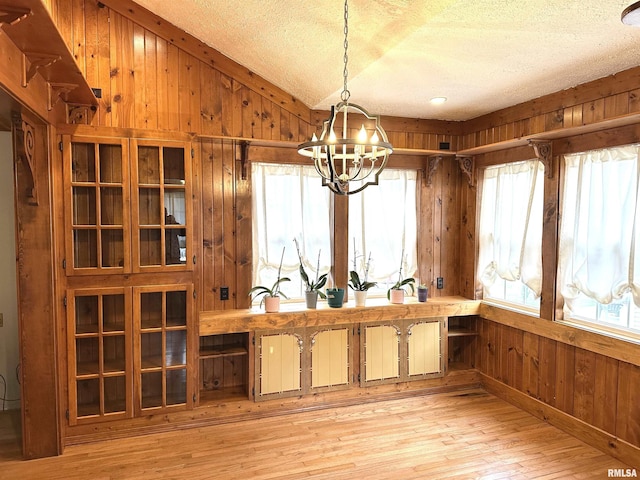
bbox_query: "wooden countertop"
[199,296,481,335]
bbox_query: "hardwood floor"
[1,388,634,479]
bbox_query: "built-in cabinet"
[447,316,479,370]
[61,134,196,427]
[360,318,445,386]
[67,287,132,424]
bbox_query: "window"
[252,163,331,303]
[558,144,640,336]
[477,160,544,311]
[348,169,418,297]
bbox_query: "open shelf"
[199,333,249,400]
[447,328,479,337]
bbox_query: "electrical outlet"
[437,277,444,289]
[220,286,229,301]
[0,313,3,327]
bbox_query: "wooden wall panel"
[479,316,640,452]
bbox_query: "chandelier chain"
[341,0,350,102]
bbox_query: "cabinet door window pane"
[73,229,98,268]
[77,378,100,417]
[138,146,160,184]
[99,144,122,183]
[104,376,126,414]
[166,291,187,327]
[141,332,163,368]
[141,371,162,409]
[76,337,99,375]
[100,188,123,225]
[102,294,125,332]
[103,336,126,372]
[166,331,187,366]
[140,229,162,266]
[72,143,96,182]
[163,148,185,184]
[166,369,187,405]
[140,292,163,328]
[75,295,99,334]
[73,187,97,225]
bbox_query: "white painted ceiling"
[133,0,640,121]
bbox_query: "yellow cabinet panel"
[407,321,441,376]
[363,324,401,382]
[311,328,349,389]
[258,332,302,397]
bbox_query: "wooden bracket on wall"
[425,155,443,186]
[528,139,553,178]
[11,111,38,205]
[239,140,250,180]
[48,82,78,110]
[22,51,61,87]
[0,5,31,26]
[66,104,95,125]
[456,155,475,187]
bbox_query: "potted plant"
[348,243,376,307]
[387,248,415,304]
[248,246,290,313]
[417,283,428,302]
[294,239,328,309]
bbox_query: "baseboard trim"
[481,373,640,469]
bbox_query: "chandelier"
[297,0,392,195]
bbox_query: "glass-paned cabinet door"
[63,136,130,275]
[131,140,192,272]
[133,285,194,413]
[67,287,132,425]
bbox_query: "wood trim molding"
[481,374,640,468]
[480,303,640,367]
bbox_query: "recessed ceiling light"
[430,97,447,105]
[622,1,640,25]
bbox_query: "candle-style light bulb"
[371,131,379,143]
[329,128,337,143]
[357,125,367,143]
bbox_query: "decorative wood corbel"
[456,155,475,187]
[0,5,31,26]
[528,139,553,178]
[48,82,78,110]
[426,155,443,186]
[22,52,61,87]
[12,112,38,205]
[239,140,250,180]
[66,104,94,124]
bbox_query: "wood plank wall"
[462,68,640,150]
[477,312,640,456]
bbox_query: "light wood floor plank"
[1,388,634,479]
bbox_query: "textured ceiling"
[133,0,640,121]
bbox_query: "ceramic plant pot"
[305,291,318,309]
[417,287,428,302]
[264,295,280,313]
[326,288,345,308]
[354,290,368,307]
[389,289,405,304]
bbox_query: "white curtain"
[348,169,418,293]
[252,162,332,300]
[477,160,544,296]
[559,145,640,308]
